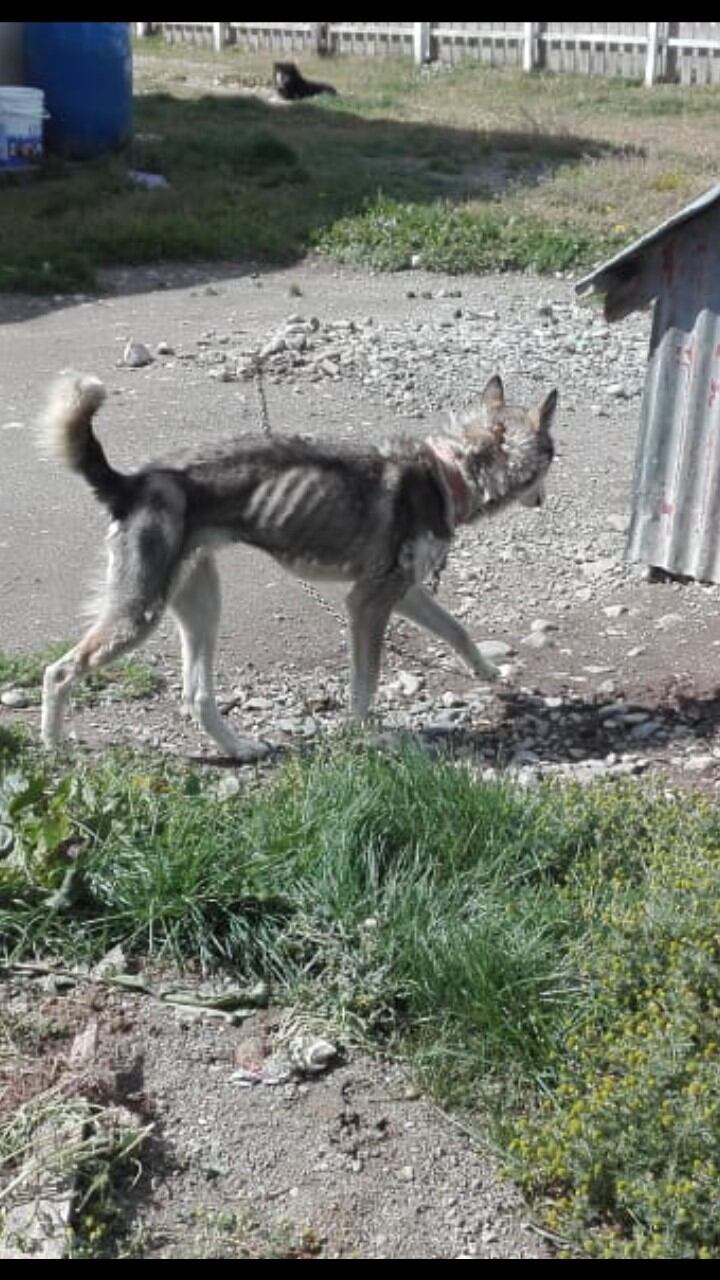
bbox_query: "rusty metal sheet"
[575,180,720,308]
[577,191,720,581]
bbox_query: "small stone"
[631,720,662,740]
[603,604,628,618]
[396,671,422,698]
[582,557,616,579]
[477,640,515,662]
[1,688,32,708]
[260,335,286,360]
[277,718,299,734]
[216,775,241,800]
[399,1165,415,1183]
[617,710,650,725]
[530,618,558,633]
[656,613,683,630]
[245,697,274,712]
[288,1034,337,1074]
[123,340,154,368]
[441,691,467,708]
[156,340,175,356]
[684,755,715,774]
[607,513,630,534]
[521,631,554,650]
[424,721,455,739]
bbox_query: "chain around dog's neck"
[424,438,473,528]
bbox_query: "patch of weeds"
[0,1087,152,1260]
[317,193,620,274]
[185,1207,323,1260]
[101,659,161,703]
[651,170,690,194]
[69,1122,151,1261]
[0,644,69,690]
[0,723,28,761]
[0,646,162,705]
[503,794,720,1259]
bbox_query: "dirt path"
[1,967,548,1259]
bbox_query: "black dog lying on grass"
[273,61,338,101]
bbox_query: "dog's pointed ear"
[481,374,505,408]
[531,388,558,433]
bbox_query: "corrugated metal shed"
[576,183,720,582]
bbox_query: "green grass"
[2,40,719,291]
[2,726,720,1256]
[317,194,606,274]
[0,645,161,704]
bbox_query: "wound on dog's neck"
[425,438,472,527]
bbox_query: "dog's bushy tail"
[39,371,130,515]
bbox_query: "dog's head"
[274,61,299,90]
[462,375,557,508]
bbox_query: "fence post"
[212,23,229,53]
[134,23,153,39]
[522,22,539,73]
[665,21,679,83]
[310,23,329,55]
[413,22,431,65]
[644,22,660,86]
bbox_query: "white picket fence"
[135,21,720,86]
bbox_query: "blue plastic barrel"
[23,22,132,159]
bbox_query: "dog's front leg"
[346,578,402,720]
[394,584,499,681]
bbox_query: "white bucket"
[0,86,45,168]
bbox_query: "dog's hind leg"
[41,611,160,748]
[42,480,186,750]
[394,584,499,681]
[169,553,269,762]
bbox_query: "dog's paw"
[474,660,500,683]
[227,737,273,764]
